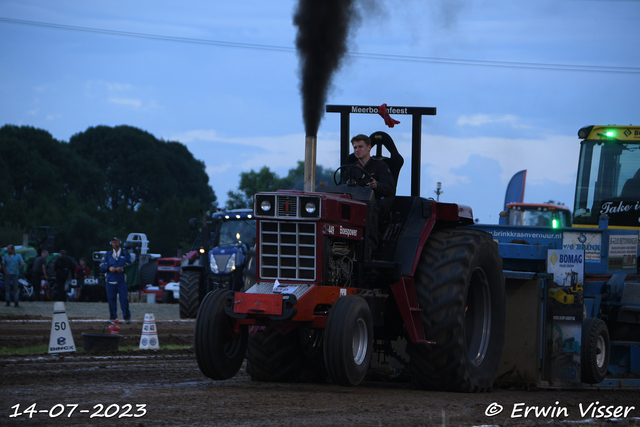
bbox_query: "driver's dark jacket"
[340,158,395,201]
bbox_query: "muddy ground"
[1,303,639,427]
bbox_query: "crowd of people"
[1,237,132,322]
[2,245,93,305]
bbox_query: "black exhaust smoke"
[294,0,358,137]
[295,0,363,191]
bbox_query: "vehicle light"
[300,196,320,218]
[255,195,275,217]
[605,131,614,138]
[209,253,219,273]
[199,247,205,254]
[225,255,236,273]
[552,219,558,228]
[305,202,316,214]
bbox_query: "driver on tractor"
[340,134,395,253]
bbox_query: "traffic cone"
[139,313,160,350]
[48,302,76,354]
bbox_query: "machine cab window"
[573,126,640,227]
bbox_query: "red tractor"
[194,105,506,391]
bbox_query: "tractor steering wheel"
[333,164,373,186]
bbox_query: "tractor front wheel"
[409,228,505,392]
[323,296,373,386]
[194,289,247,380]
[581,317,610,384]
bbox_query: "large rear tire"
[408,228,505,392]
[179,270,201,319]
[323,296,373,386]
[581,317,609,384]
[194,289,247,380]
[246,327,325,382]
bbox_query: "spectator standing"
[3,244,25,307]
[100,237,132,323]
[31,250,49,301]
[54,250,75,302]
[74,257,90,301]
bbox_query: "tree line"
[0,124,335,264]
[226,161,336,209]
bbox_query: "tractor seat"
[369,131,404,188]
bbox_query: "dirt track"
[1,302,639,426]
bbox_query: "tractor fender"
[397,199,475,277]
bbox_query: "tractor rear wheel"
[194,289,247,380]
[179,270,201,319]
[246,327,325,382]
[408,228,505,392]
[581,317,610,384]
[323,296,373,386]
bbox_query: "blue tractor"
[179,209,256,318]
[474,125,640,387]
[207,209,257,292]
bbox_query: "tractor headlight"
[209,253,219,273]
[225,255,236,273]
[300,197,320,218]
[255,195,275,217]
[305,202,316,214]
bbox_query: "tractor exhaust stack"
[303,135,317,192]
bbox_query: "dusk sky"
[2,0,639,222]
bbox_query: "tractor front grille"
[277,196,298,217]
[214,254,232,271]
[260,221,316,281]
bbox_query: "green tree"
[226,161,337,209]
[68,125,216,211]
[278,161,336,189]
[226,166,281,209]
[0,124,218,261]
[0,125,102,240]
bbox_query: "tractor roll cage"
[326,105,436,197]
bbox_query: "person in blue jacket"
[100,237,132,323]
[3,244,25,307]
